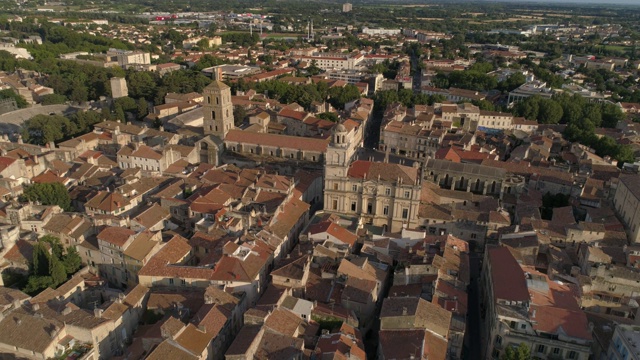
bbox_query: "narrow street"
[464,253,483,360]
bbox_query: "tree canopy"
[500,343,531,360]
[21,110,102,145]
[22,182,72,211]
[24,235,83,295]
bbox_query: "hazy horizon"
[482,0,640,5]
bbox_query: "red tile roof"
[0,156,16,172]
[97,226,136,247]
[278,108,308,121]
[85,191,130,213]
[225,129,328,153]
[307,220,357,246]
[347,160,418,184]
[487,246,529,302]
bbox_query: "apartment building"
[482,247,592,360]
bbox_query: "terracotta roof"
[315,325,366,360]
[124,231,161,261]
[146,340,198,360]
[271,256,309,281]
[132,145,163,160]
[132,203,170,229]
[31,170,67,184]
[0,156,16,172]
[267,197,310,239]
[379,329,429,360]
[174,323,214,356]
[278,108,308,121]
[225,129,328,153]
[3,240,35,264]
[85,191,131,213]
[192,303,230,336]
[347,160,418,184]
[97,226,135,247]
[264,308,304,337]
[487,246,529,302]
[225,325,262,355]
[307,220,357,246]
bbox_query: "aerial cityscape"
[0,0,639,359]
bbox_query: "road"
[464,252,483,360]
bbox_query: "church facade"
[324,125,422,232]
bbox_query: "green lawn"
[602,45,631,52]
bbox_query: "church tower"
[203,75,234,139]
[325,124,350,178]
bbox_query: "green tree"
[22,182,72,211]
[63,246,82,275]
[317,112,339,122]
[233,105,246,126]
[39,93,67,105]
[22,114,68,145]
[206,23,218,37]
[602,103,624,128]
[537,98,563,124]
[137,97,149,120]
[501,343,531,360]
[472,99,496,111]
[306,60,322,76]
[327,84,361,110]
[69,83,89,103]
[514,96,540,121]
[0,89,28,108]
[31,241,51,277]
[114,103,126,122]
[127,71,157,100]
[40,235,64,260]
[115,96,137,113]
[498,72,526,92]
[23,276,54,295]
[49,254,67,287]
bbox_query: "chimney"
[94,308,103,318]
[32,303,39,311]
[402,307,407,316]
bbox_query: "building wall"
[613,179,640,243]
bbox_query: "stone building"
[613,175,640,243]
[324,125,422,232]
[110,77,128,99]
